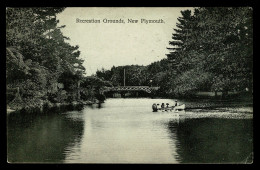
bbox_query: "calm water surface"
[7,98,253,163]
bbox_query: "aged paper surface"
[7,7,253,164]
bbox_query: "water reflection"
[167,118,253,163]
[64,99,180,163]
[7,110,84,163]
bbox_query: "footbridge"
[101,86,160,94]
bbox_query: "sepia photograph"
[6,7,253,164]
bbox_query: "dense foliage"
[167,7,253,97]
[6,8,101,110]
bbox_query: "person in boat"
[175,100,178,106]
[161,103,165,109]
[152,103,158,112]
[165,103,170,111]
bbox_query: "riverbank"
[7,92,252,115]
[152,92,253,109]
[184,93,253,110]
[7,99,100,115]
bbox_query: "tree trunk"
[77,81,80,100]
[222,90,228,99]
[214,91,218,98]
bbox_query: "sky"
[56,7,193,76]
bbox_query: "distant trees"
[96,65,149,86]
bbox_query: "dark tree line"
[166,7,253,97]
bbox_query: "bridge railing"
[101,86,159,93]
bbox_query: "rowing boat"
[152,104,185,112]
[174,104,185,110]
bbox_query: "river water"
[7,98,253,163]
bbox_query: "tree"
[166,7,253,97]
[195,7,253,94]
[167,9,199,73]
[6,8,87,109]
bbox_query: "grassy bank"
[182,92,253,111]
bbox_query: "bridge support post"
[121,92,126,98]
[77,81,80,100]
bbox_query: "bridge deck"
[101,86,159,93]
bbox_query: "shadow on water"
[167,118,253,163]
[7,107,85,163]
